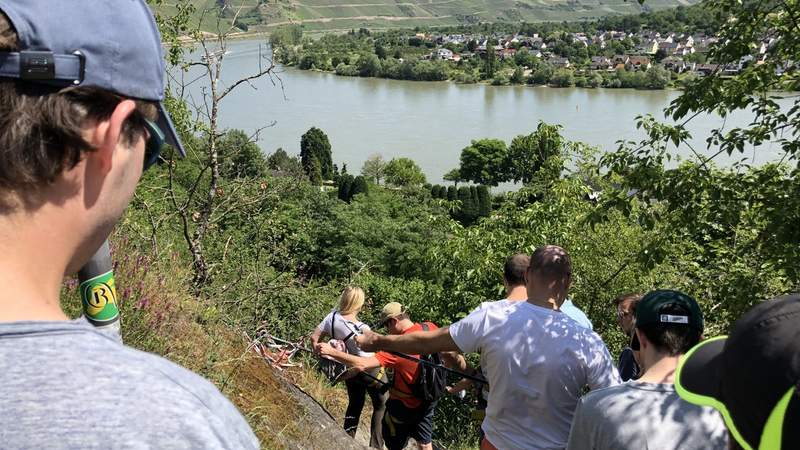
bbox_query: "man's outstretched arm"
[357,327,461,355]
[315,342,381,372]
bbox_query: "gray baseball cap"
[0,0,185,156]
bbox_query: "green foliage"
[361,154,388,184]
[483,40,497,78]
[266,148,304,176]
[477,185,492,217]
[644,65,670,90]
[550,69,575,87]
[459,139,509,186]
[351,175,369,198]
[314,190,449,278]
[443,168,462,185]
[510,66,526,84]
[507,123,565,184]
[218,129,268,179]
[337,174,354,202]
[384,157,427,187]
[529,63,554,85]
[358,54,382,77]
[447,185,457,201]
[300,127,334,181]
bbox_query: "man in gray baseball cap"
[0,1,258,448]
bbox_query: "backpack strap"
[332,310,358,344]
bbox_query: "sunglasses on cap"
[142,119,165,171]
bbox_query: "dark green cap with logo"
[631,289,703,350]
[636,289,704,330]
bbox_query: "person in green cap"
[566,289,728,450]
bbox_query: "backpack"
[317,311,374,384]
[317,311,355,383]
[409,322,448,403]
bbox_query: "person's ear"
[635,328,646,350]
[88,100,138,172]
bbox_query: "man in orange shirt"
[317,302,462,450]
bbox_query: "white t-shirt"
[449,300,621,450]
[316,310,373,357]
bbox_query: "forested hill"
[152,0,699,34]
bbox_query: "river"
[176,39,788,185]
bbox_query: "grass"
[59,234,367,449]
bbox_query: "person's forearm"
[326,349,378,372]
[375,327,460,355]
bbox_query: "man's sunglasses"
[143,119,165,171]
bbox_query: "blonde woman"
[311,287,388,448]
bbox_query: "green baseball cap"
[631,289,703,350]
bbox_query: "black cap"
[630,289,703,351]
[675,294,800,450]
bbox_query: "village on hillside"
[417,29,784,78]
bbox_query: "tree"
[643,66,670,90]
[309,158,323,185]
[443,168,461,187]
[510,66,526,85]
[157,3,277,284]
[529,63,554,85]
[483,40,497,79]
[593,0,800,321]
[384,157,426,187]
[358,53,381,77]
[506,123,565,184]
[361,154,388,184]
[477,185,491,217]
[447,185,456,201]
[300,127,333,181]
[459,139,509,186]
[266,147,303,175]
[456,186,476,224]
[375,42,387,59]
[351,175,369,198]
[550,69,574,87]
[337,174,354,201]
[218,129,268,179]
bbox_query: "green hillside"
[156,0,696,34]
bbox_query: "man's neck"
[0,212,72,322]
[637,353,681,384]
[505,285,527,301]
[526,291,564,310]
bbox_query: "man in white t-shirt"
[357,245,621,450]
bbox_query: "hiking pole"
[78,240,121,338]
[388,351,488,385]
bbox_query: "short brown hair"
[0,11,157,195]
[503,253,530,286]
[529,245,571,284]
[614,293,643,308]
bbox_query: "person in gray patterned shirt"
[0,1,258,448]
[566,290,728,450]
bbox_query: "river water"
[175,39,788,184]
